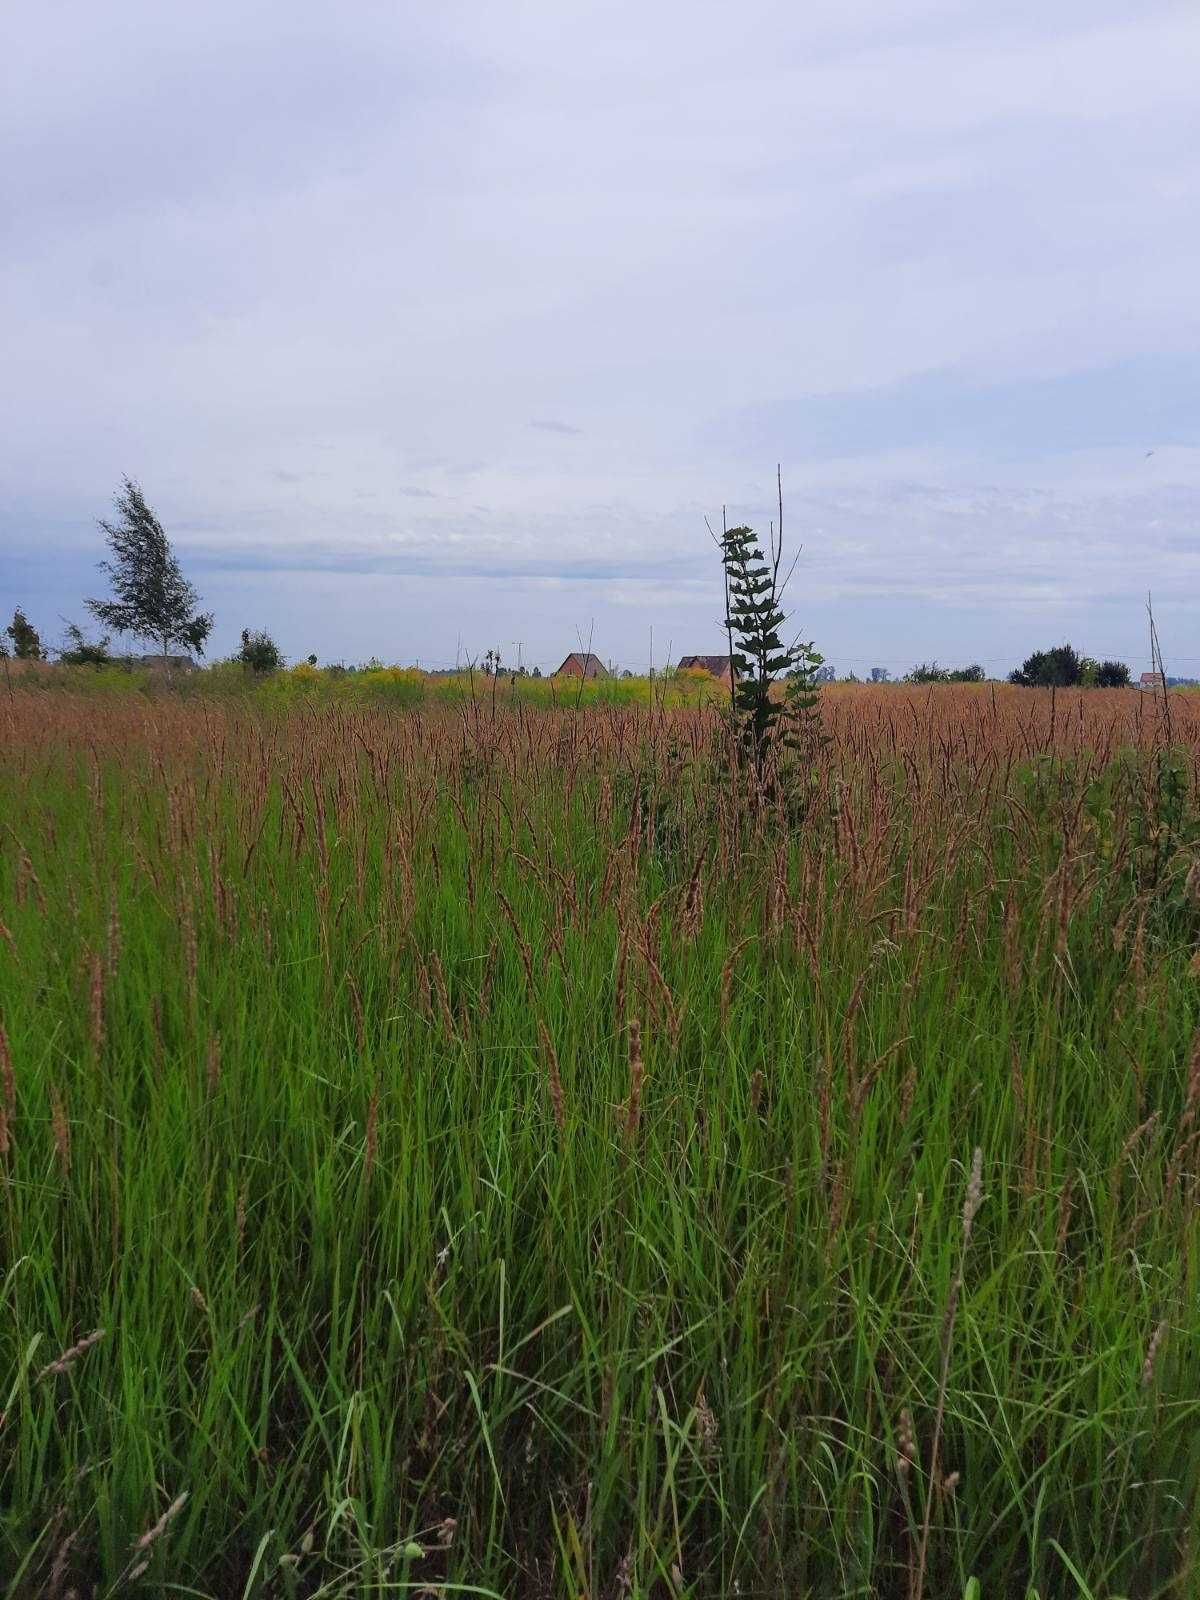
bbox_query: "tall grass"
[1,685,1198,1598]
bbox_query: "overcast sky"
[3,0,1199,675]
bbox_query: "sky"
[3,0,1200,678]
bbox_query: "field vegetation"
[1,683,1199,1597]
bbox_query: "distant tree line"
[827,650,1138,688]
[1008,644,1130,688]
[906,662,985,684]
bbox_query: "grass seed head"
[538,1019,566,1134]
[205,1034,221,1097]
[623,1016,645,1143]
[363,1083,379,1186]
[87,949,104,1055]
[895,1408,916,1479]
[694,1387,718,1459]
[0,1020,15,1117]
[38,1327,106,1382]
[963,1147,984,1240]
[132,1490,189,1554]
[1141,1319,1168,1388]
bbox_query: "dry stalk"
[205,1035,221,1098]
[680,848,706,941]
[0,1020,13,1161]
[622,1017,645,1147]
[87,949,104,1055]
[47,1527,76,1599]
[495,890,535,996]
[427,950,456,1040]
[363,1082,379,1188]
[345,970,366,1052]
[719,934,756,1028]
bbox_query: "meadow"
[1,680,1198,1598]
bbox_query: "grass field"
[1,683,1199,1598]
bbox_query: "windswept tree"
[87,479,212,662]
[5,607,44,660]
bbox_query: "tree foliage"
[1096,659,1131,688]
[87,478,212,659]
[906,661,985,684]
[719,480,823,780]
[5,608,44,660]
[1009,644,1083,688]
[239,628,284,675]
[59,621,111,667]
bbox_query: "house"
[677,654,735,684]
[1139,671,1165,691]
[136,653,198,673]
[554,652,608,679]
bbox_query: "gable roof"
[555,652,609,677]
[677,654,733,677]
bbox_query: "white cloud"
[2,0,1199,673]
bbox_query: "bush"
[5,607,44,659]
[1009,644,1083,688]
[906,662,986,684]
[1097,660,1131,688]
[58,622,111,667]
[239,629,284,674]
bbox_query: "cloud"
[3,0,1200,674]
[529,419,584,436]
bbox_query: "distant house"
[554,652,608,679]
[677,654,735,685]
[136,653,198,673]
[1139,671,1165,691]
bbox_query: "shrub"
[5,607,44,659]
[906,662,985,684]
[1009,644,1083,688]
[1097,660,1131,688]
[58,622,111,667]
[239,629,284,674]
